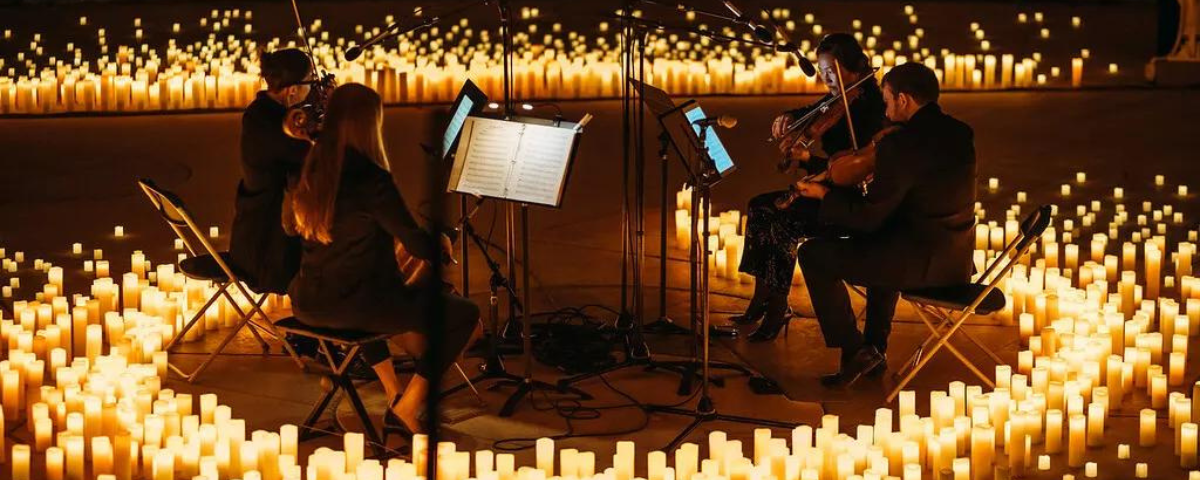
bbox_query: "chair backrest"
[978,205,1054,286]
[137,179,239,281]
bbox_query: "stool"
[275,317,393,458]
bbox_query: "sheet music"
[449,116,578,207]
[453,117,522,197]
[506,124,576,205]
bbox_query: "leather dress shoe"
[819,346,885,388]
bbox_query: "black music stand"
[556,79,755,396]
[639,89,796,451]
[447,115,592,416]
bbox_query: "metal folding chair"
[886,205,1052,403]
[138,179,305,383]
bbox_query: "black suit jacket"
[229,92,311,293]
[818,103,977,287]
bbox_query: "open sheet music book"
[447,116,580,208]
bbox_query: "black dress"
[288,149,479,376]
[229,92,310,293]
[738,80,887,294]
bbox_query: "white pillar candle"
[536,438,554,476]
[1140,409,1157,447]
[1181,423,1198,468]
[1068,414,1086,467]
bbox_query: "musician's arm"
[818,136,913,232]
[368,172,438,261]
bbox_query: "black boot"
[731,281,770,325]
[747,293,790,342]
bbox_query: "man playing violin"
[229,48,316,295]
[734,33,886,341]
[794,62,977,387]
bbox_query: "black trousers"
[797,237,904,354]
[738,191,824,294]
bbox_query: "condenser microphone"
[692,115,738,129]
[344,45,364,61]
[720,0,775,43]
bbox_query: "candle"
[1140,409,1157,446]
[209,226,220,238]
[114,226,125,237]
[1136,463,1148,478]
[12,444,31,480]
[1068,414,1086,467]
[1182,423,1198,468]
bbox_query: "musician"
[229,48,314,294]
[794,62,976,387]
[287,83,480,435]
[734,33,885,341]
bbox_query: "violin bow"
[288,0,323,75]
[833,58,859,151]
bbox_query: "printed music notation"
[449,116,578,207]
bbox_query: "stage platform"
[2,88,1199,477]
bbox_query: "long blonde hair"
[292,83,390,244]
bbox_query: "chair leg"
[300,380,343,440]
[917,308,996,386]
[175,311,260,383]
[888,308,994,403]
[453,362,486,406]
[335,375,388,458]
[221,287,271,351]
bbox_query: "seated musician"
[229,48,313,294]
[793,62,976,387]
[286,83,481,435]
[734,33,886,341]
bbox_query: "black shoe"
[820,347,885,388]
[842,345,884,387]
[733,282,771,325]
[865,353,888,378]
[731,310,764,326]
[747,294,790,342]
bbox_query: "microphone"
[692,115,738,129]
[720,0,774,43]
[774,41,817,77]
[344,45,364,61]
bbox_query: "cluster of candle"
[4,170,1199,478]
[0,5,1101,115]
[673,186,751,283]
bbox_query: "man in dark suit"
[793,62,977,387]
[229,49,314,295]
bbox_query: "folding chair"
[275,317,394,458]
[138,179,304,383]
[886,205,1052,403]
[276,316,484,458]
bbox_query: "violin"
[773,124,901,209]
[281,0,336,141]
[770,68,880,174]
[283,72,336,141]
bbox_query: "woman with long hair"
[288,83,480,437]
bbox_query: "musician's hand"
[795,181,829,200]
[771,114,793,139]
[788,143,813,163]
[439,233,458,265]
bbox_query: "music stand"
[447,115,592,416]
[638,83,796,450]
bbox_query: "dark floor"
[2,88,1200,478]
